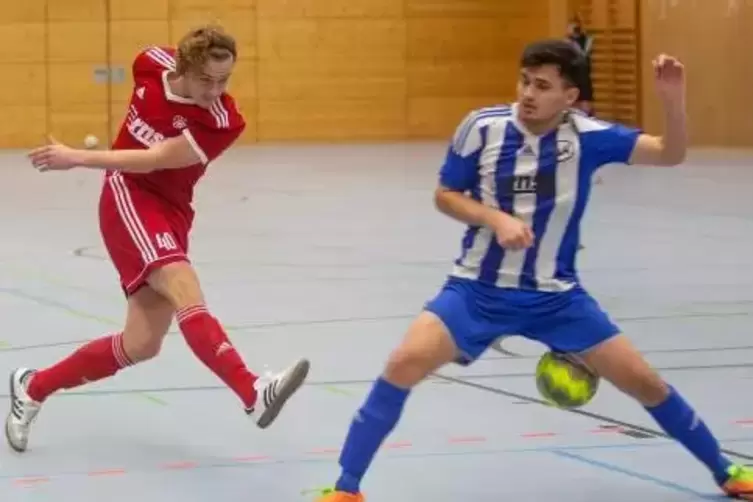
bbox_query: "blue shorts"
[424,277,620,365]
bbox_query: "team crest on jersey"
[173,115,187,130]
[556,139,575,162]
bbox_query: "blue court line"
[552,449,726,500]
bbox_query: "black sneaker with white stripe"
[246,358,310,429]
[5,368,42,453]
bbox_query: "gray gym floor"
[0,143,751,501]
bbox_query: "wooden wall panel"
[575,0,640,127]
[548,0,570,37]
[108,0,170,140]
[47,0,108,148]
[0,2,46,148]
[256,0,407,141]
[171,0,255,13]
[0,0,569,147]
[256,0,402,19]
[641,0,753,147]
[406,0,545,18]
[406,2,550,138]
[110,0,170,20]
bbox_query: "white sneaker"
[247,358,310,429]
[5,368,41,453]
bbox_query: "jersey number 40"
[155,232,178,251]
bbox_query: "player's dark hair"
[520,39,587,89]
[176,24,237,75]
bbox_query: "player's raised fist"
[652,54,685,101]
[490,212,534,251]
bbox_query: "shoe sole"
[5,369,26,453]
[257,358,310,429]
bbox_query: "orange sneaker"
[314,488,365,502]
[720,464,753,500]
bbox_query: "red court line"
[8,419,750,487]
[162,461,199,470]
[521,432,558,438]
[89,469,126,477]
[384,441,412,449]
[14,477,50,486]
[448,436,487,444]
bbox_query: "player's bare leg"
[383,312,458,387]
[146,261,309,428]
[6,287,174,452]
[581,335,753,499]
[317,311,458,501]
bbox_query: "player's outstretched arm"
[28,134,203,173]
[628,54,687,167]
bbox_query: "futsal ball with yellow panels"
[535,351,600,409]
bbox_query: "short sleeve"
[133,46,175,80]
[183,125,243,164]
[439,110,486,192]
[579,119,642,168]
[183,99,246,164]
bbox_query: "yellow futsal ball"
[535,351,599,409]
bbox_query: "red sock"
[27,333,133,402]
[176,305,258,409]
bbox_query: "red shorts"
[99,172,191,295]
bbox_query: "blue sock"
[335,377,410,494]
[646,385,732,484]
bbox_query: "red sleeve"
[182,97,246,164]
[132,46,176,81]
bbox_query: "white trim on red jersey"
[182,128,209,164]
[145,47,176,71]
[160,70,196,105]
[210,100,230,129]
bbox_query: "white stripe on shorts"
[107,172,158,264]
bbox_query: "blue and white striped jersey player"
[317,39,753,501]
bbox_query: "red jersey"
[108,45,245,215]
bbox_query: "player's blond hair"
[175,25,237,75]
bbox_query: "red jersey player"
[7,25,310,453]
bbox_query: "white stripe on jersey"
[210,100,230,129]
[449,103,614,292]
[145,47,176,70]
[452,105,510,155]
[531,125,582,290]
[496,124,540,289]
[182,128,209,164]
[451,115,507,280]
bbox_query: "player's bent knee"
[122,334,163,362]
[631,372,669,407]
[146,261,205,309]
[383,311,458,388]
[120,286,175,363]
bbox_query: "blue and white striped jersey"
[440,103,641,292]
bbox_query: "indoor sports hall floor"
[0,143,752,501]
